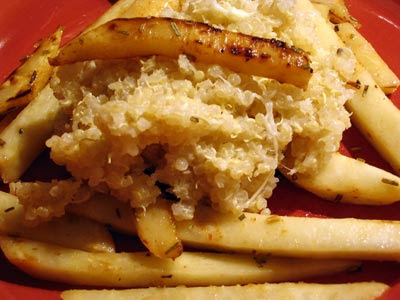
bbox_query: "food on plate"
[51,17,313,89]
[0,0,399,297]
[13,0,355,227]
[0,236,360,287]
[0,85,61,183]
[65,198,400,260]
[345,63,400,175]
[0,191,115,252]
[282,152,400,205]
[134,198,183,259]
[175,206,400,260]
[60,282,389,300]
[310,0,360,28]
[0,27,62,115]
[335,23,400,95]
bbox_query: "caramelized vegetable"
[52,17,313,88]
[0,27,62,115]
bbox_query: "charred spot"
[260,53,270,59]
[251,36,267,43]
[108,23,118,31]
[195,39,203,45]
[219,48,225,53]
[290,45,305,54]
[183,53,196,62]
[6,89,31,102]
[230,47,241,56]
[207,26,222,33]
[29,70,37,85]
[19,55,29,63]
[270,38,286,48]
[245,48,255,59]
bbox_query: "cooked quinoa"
[11,0,354,224]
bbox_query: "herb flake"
[238,213,246,221]
[190,116,199,123]
[381,178,399,186]
[4,207,15,213]
[171,22,181,36]
[333,194,343,203]
[362,85,369,97]
[117,30,130,36]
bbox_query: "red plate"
[0,0,399,299]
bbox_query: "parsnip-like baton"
[0,191,115,253]
[52,17,313,89]
[0,27,62,114]
[0,84,60,182]
[336,23,399,95]
[176,206,400,261]
[0,236,359,288]
[281,153,400,205]
[62,282,388,300]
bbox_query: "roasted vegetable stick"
[336,23,399,95]
[176,206,400,260]
[69,198,400,260]
[0,191,114,253]
[52,17,313,89]
[0,236,360,288]
[135,198,183,258]
[281,153,400,205]
[311,0,359,28]
[0,84,60,182]
[0,27,62,115]
[347,64,400,175]
[296,0,400,175]
[61,282,389,300]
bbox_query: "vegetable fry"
[296,0,400,175]
[61,282,388,300]
[52,17,313,88]
[281,153,400,205]
[336,23,399,95]
[346,63,400,175]
[135,198,183,258]
[0,191,114,253]
[0,84,60,182]
[176,206,400,260]
[0,27,62,115]
[311,0,360,28]
[68,198,400,261]
[0,236,360,288]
